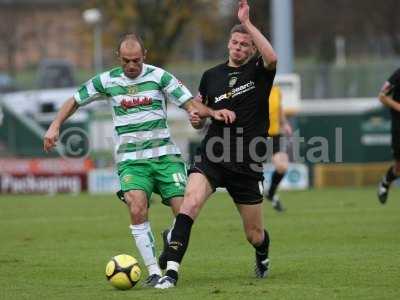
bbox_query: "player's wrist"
[208,108,216,119]
[241,19,252,30]
[50,121,61,131]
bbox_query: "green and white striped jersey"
[73,64,193,162]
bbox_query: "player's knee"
[245,226,264,245]
[129,204,147,223]
[169,197,183,216]
[275,161,288,174]
[273,153,288,173]
[130,206,147,222]
[125,193,147,223]
[180,189,202,219]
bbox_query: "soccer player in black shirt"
[377,69,400,203]
[155,0,277,288]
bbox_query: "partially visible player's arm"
[183,97,207,129]
[189,112,206,130]
[44,72,107,152]
[183,97,213,119]
[279,105,292,136]
[238,0,277,70]
[163,71,235,126]
[161,71,232,125]
[43,97,79,152]
[378,81,400,112]
[183,98,236,126]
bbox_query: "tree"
[0,8,20,76]
[89,0,219,66]
[355,0,400,56]
[293,0,400,59]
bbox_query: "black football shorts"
[189,154,264,205]
[392,130,400,160]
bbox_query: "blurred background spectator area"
[0,0,400,97]
[1,0,400,191]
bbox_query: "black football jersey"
[198,56,276,163]
[387,68,400,130]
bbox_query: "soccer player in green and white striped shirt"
[43,33,235,287]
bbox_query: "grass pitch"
[0,188,399,300]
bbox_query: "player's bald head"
[117,33,146,79]
[117,33,145,55]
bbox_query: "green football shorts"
[117,154,187,206]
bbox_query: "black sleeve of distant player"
[388,68,400,87]
[386,68,400,96]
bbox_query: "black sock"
[383,166,399,187]
[253,230,270,261]
[166,213,194,264]
[268,171,285,198]
[165,269,178,281]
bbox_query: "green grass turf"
[0,188,399,300]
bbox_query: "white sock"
[130,222,162,276]
[167,261,180,272]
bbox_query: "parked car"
[0,73,17,93]
[37,59,76,89]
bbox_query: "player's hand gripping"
[43,125,60,152]
[189,111,203,127]
[212,109,236,124]
[238,0,250,24]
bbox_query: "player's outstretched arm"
[43,97,79,152]
[237,0,277,70]
[189,111,206,129]
[183,98,236,126]
[183,97,213,119]
[279,105,292,136]
[379,82,400,112]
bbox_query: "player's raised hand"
[238,0,250,24]
[43,126,59,152]
[212,109,236,124]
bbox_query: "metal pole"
[94,24,103,73]
[271,0,294,74]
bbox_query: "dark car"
[0,73,17,93]
[37,59,76,89]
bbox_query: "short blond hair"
[229,24,254,46]
[230,24,249,36]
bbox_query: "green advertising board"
[297,99,392,164]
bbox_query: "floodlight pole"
[83,8,103,73]
[271,0,294,74]
[93,24,103,73]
